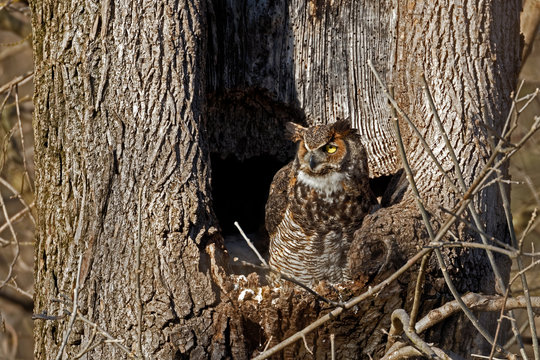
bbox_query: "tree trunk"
[32,1,229,358]
[32,0,520,359]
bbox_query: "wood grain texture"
[289,0,399,177]
[207,0,399,176]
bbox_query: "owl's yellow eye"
[324,144,337,154]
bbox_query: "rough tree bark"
[32,1,227,358]
[32,0,520,359]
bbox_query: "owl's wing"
[265,162,293,235]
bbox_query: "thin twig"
[382,345,464,360]
[509,259,540,286]
[501,83,522,139]
[483,118,540,196]
[518,208,537,250]
[330,333,335,360]
[504,321,530,350]
[439,207,515,251]
[73,323,98,359]
[14,85,33,194]
[426,241,516,259]
[5,278,32,299]
[0,71,33,95]
[262,336,273,352]
[477,175,520,193]
[234,221,267,266]
[301,333,313,355]
[475,120,515,148]
[0,177,35,224]
[489,286,513,360]
[497,174,539,360]
[0,201,34,235]
[472,355,506,360]
[0,183,20,290]
[75,311,137,358]
[517,88,540,114]
[409,253,430,327]
[55,254,83,360]
[0,88,12,174]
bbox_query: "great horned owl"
[265,120,376,287]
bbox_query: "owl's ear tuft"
[285,122,307,142]
[331,119,353,137]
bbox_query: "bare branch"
[390,309,439,359]
[0,180,20,290]
[518,208,537,249]
[509,259,540,286]
[426,241,517,259]
[252,247,433,360]
[415,293,540,334]
[330,333,335,360]
[14,85,33,194]
[0,177,35,224]
[5,278,32,300]
[301,333,313,355]
[75,312,138,358]
[73,324,99,359]
[234,221,268,266]
[0,201,34,235]
[409,253,430,328]
[0,71,33,95]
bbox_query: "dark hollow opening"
[211,153,288,268]
[369,174,394,198]
[211,154,286,235]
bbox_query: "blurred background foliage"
[0,0,538,359]
[0,1,34,359]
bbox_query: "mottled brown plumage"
[265,120,377,287]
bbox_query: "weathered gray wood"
[288,0,399,177]
[207,0,398,176]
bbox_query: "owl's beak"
[309,154,318,170]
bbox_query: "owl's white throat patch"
[297,170,346,196]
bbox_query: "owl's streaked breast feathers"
[265,120,376,286]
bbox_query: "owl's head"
[286,120,367,178]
